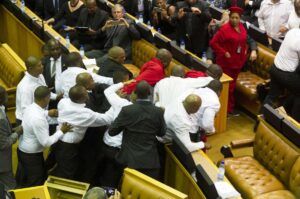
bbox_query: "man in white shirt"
[16,86,72,188]
[51,85,114,180]
[164,94,209,152]
[190,80,222,135]
[58,52,113,98]
[153,65,213,108]
[264,28,300,108]
[16,56,59,125]
[257,0,292,38]
[101,81,134,187]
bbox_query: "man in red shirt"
[122,49,173,94]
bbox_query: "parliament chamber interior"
[0,0,300,198]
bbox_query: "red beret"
[229,7,243,15]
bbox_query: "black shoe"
[228,110,240,117]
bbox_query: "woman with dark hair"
[209,7,257,115]
[46,0,85,36]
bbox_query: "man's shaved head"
[76,73,95,91]
[156,48,172,68]
[171,65,185,77]
[25,56,43,77]
[108,46,126,64]
[135,80,151,99]
[69,85,88,104]
[183,94,202,114]
[206,64,223,80]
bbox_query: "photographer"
[174,0,211,57]
[151,0,176,39]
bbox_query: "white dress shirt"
[163,94,205,152]
[16,72,57,120]
[274,28,300,72]
[286,9,300,30]
[57,98,114,143]
[190,87,220,133]
[18,103,63,153]
[50,56,63,93]
[153,76,213,108]
[103,83,132,148]
[257,0,292,37]
[58,67,113,98]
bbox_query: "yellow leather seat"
[223,118,300,199]
[121,168,188,199]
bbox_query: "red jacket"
[184,70,207,78]
[209,22,247,69]
[123,58,165,94]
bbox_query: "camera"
[103,187,115,197]
[183,7,192,12]
[153,6,163,12]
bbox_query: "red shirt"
[184,70,207,78]
[123,58,165,94]
[209,22,247,69]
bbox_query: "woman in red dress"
[210,7,257,115]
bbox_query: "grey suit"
[0,108,18,190]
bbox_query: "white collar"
[50,56,62,62]
[68,98,86,108]
[25,72,42,82]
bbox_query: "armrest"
[230,138,254,148]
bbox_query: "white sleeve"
[20,90,34,119]
[184,77,213,89]
[33,118,63,147]
[91,73,114,85]
[153,84,159,104]
[104,83,129,107]
[257,7,266,31]
[173,115,205,152]
[50,92,57,100]
[200,108,217,133]
[89,109,114,127]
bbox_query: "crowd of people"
[1,0,300,197]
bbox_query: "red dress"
[122,58,165,94]
[210,22,247,113]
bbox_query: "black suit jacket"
[86,83,111,113]
[35,0,68,19]
[123,0,154,23]
[175,0,211,54]
[76,8,108,48]
[97,57,133,79]
[42,54,67,90]
[109,101,166,169]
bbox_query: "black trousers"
[51,141,79,180]
[16,149,46,188]
[264,64,300,106]
[100,143,122,188]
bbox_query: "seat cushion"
[236,71,265,101]
[123,64,140,77]
[224,156,285,199]
[253,190,296,199]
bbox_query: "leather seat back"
[121,168,188,199]
[289,157,300,198]
[247,44,275,80]
[254,121,299,186]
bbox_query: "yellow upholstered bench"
[0,43,26,123]
[121,168,188,199]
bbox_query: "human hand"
[249,50,257,61]
[13,125,23,136]
[206,59,213,65]
[46,18,55,25]
[119,18,129,28]
[48,109,58,117]
[205,142,212,150]
[64,26,75,31]
[279,26,288,34]
[191,7,201,15]
[224,52,231,58]
[60,122,73,133]
[56,93,64,101]
[178,8,185,19]
[102,20,114,31]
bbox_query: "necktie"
[52,60,56,78]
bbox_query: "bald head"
[206,64,223,80]
[76,73,95,90]
[156,49,172,68]
[47,39,61,59]
[171,65,185,77]
[25,56,43,77]
[183,94,202,114]
[69,85,88,104]
[207,80,223,96]
[108,46,126,64]
[83,187,107,199]
[135,80,151,99]
[66,52,84,68]
[34,86,51,108]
